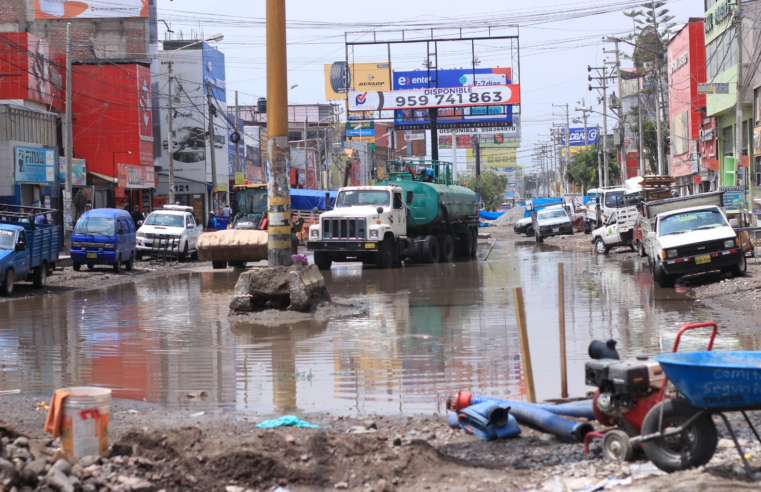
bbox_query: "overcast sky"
[159,0,700,170]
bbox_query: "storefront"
[117,164,156,215]
[12,145,59,209]
[157,173,208,224]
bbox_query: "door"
[392,192,406,236]
[186,214,201,250]
[602,213,619,244]
[14,230,30,275]
[116,220,126,257]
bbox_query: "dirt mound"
[493,205,525,226]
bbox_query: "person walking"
[222,203,232,217]
[207,211,218,230]
[131,206,145,227]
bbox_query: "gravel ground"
[2,394,761,492]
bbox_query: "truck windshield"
[236,189,268,216]
[74,218,114,236]
[604,191,624,208]
[144,214,184,228]
[336,190,390,208]
[538,209,567,220]
[659,209,727,236]
[0,230,13,250]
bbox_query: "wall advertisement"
[560,127,598,146]
[35,0,149,19]
[118,164,154,189]
[324,62,392,100]
[15,147,56,183]
[466,148,517,169]
[438,131,520,149]
[58,158,86,186]
[136,65,154,166]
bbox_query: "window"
[672,111,689,156]
[755,88,761,126]
[117,221,124,235]
[723,126,734,156]
[74,218,115,236]
[706,29,737,80]
[393,193,403,210]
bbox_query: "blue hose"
[471,396,597,421]
[470,396,594,442]
[447,402,521,441]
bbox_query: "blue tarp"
[480,210,505,221]
[290,189,337,211]
[523,197,564,218]
[504,193,515,198]
[583,195,595,206]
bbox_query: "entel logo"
[355,92,368,105]
[398,77,410,86]
[397,76,429,86]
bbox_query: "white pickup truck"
[641,192,745,287]
[584,187,625,233]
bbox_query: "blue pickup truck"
[0,207,61,296]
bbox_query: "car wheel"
[654,262,674,288]
[73,262,82,272]
[178,242,188,262]
[421,235,440,264]
[113,255,121,273]
[1,269,14,296]
[730,252,747,277]
[314,251,333,271]
[525,226,534,237]
[125,254,134,271]
[594,238,609,255]
[638,240,647,257]
[33,264,47,289]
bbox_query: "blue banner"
[15,147,56,183]
[561,127,598,146]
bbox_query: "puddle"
[0,242,752,415]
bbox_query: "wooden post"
[513,287,536,403]
[559,263,568,398]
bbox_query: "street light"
[113,151,132,206]
[166,33,224,205]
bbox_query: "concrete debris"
[230,265,330,314]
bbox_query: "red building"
[71,63,155,212]
[666,19,707,196]
[0,33,64,113]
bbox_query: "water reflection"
[0,240,755,414]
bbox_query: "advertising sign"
[722,191,744,211]
[467,148,517,169]
[698,83,730,95]
[346,121,375,138]
[324,62,392,100]
[393,68,512,91]
[439,132,520,149]
[136,65,154,166]
[118,164,154,189]
[405,133,425,141]
[35,0,148,19]
[244,126,261,167]
[58,158,86,186]
[15,147,56,183]
[560,127,598,146]
[348,85,520,112]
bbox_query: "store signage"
[670,52,688,74]
[404,133,425,141]
[561,127,598,146]
[697,83,730,95]
[58,157,86,186]
[348,85,520,112]
[14,146,56,183]
[346,121,375,137]
[118,164,155,189]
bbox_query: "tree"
[626,109,671,175]
[565,145,620,190]
[462,171,508,211]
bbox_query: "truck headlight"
[105,244,115,249]
[311,229,319,239]
[370,230,379,239]
[667,249,677,258]
[725,239,735,248]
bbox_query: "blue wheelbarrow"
[631,326,761,478]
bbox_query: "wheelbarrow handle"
[657,321,718,402]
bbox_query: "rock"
[539,433,554,442]
[118,475,156,492]
[20,458,47,484]
[109,444,134,457]
[363,420,378,430]
[540,477,566,492]
[241,267,292,311]
[335,481,349,490]
[0,457,18,483]
[285,435,296,444]
[230,272,254,312]
[46,469,74,492]
[226,486,246,492]
[718,439,736,449]
[407,430,418,436]
[289,265,331,311]
[11,438,28,449]
[392,436,402,446]
[68,474,80,488]
[300,454,310,462]
[563,477,595,490]
[78,456,100,468]
[82,483,97,492]
[425,432,436,441]
[48,459,72,477]
[375,479,395,492]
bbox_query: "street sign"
[404,133,425,141]
[348,85,520,111]
[697,83,730,94]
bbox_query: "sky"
[158,0,702,171]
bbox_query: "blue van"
[70,208,137,273]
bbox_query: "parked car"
[136,205,202,261]
[71,208,136,273]
[514,216,534,236]
[534,205,574,243]
[591,212,636,254]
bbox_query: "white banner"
[348,84,520,112]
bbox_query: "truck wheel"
[314,251,332,271]
[113,255,122,273]
[32,264,47,289]
[178,242,188,262]
[594,238,609,255]
[730,253,747,277]
[73,262,81,272]
[1,269,14,296]
[470,228,478,258]
[629,241,637,252]
[136,251,143,261]
[125,254,134,271]
[212,261,227,270]
[655,262,674,288]
[638,240,647,257]
[376,237,394,269]
[641,399,717,473]
[438,234,455,263]
[422,235,440,264]
[458,232,473,258]
[584,221,591,234]
[525,225,534,237]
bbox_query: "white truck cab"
[136,205,203,261]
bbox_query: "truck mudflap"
[661,249,743,275]
[308,241,379,252]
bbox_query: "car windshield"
[336,190,390,208]
[538,209,567,220]
[74,217,114,236]
[0,230,14,250]
[604,191,624,208]
[144,213,184,228]
[659,209,728,236]
[236,189,268,216]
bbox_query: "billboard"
[58,158,86,186]
[15,147,56,183]
[0,33,63,112]
[136,66,154,166]
[324,62,392,100]
[35,0,149,19]
[560,127,598,146]
[467,148,517,169]
[346,121,375,138]
[438,131,520,149]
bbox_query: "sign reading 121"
[348,84,520,112]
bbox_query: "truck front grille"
[323,218,366,240]
[677,240,728,257]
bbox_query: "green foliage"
[565,145,621,190]
[462,171,508,211]
[626,106,671,174]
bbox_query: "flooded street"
[0,238,754,415]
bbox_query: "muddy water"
[0,240,755,415]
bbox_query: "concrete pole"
[64,23,73,251]
[638,92,645,176]
[266,0,293,266]
[167,60,175,205]
[654,73,664,176]
[736,0,745,198]
[235,90,240,175]
[206,81,218,214]
[597,124,603,189]
[602,66,609,186]
[304,117,309,188]
[565,104,570,193]
[451,129,458,182]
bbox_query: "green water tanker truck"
[307,160,479,270]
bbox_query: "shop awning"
[88,171,118,184]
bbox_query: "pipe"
[447,402,521,441]
[472,395,596,421]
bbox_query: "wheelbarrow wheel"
[641,398,717,473]
[602,430,634,462]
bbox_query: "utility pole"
[451,129,458,182]
[638,91,645,176]
[736,0,746,202]
[64,22,73,252]
[235,89,240,178]
[654,71,664,175]
[474,135,481,178]
[597,124,603,189]
[266,0,292,266]
[565,103,570,193]
[206,81,219,214]
[605,38,625,183]
[589,65,609,185]
[167,58,175,206]
[304,117,309,188]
